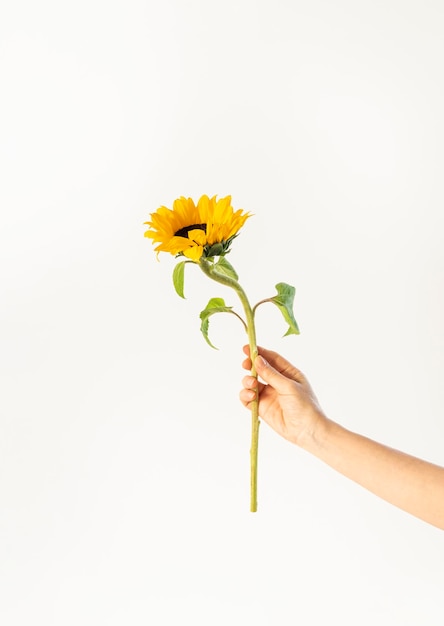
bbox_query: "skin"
[240,345,444,530]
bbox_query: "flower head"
[144,195,251,261]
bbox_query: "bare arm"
[303,418,444,529]
[240,346,444,530]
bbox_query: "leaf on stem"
[199,297,235,349]
[261,282,300,336]
[172,261,192,299]
[213,257,239,281]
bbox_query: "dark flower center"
[174,223,207,238]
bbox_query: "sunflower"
[144,195,251,261]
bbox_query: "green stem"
[199,258,260,512]
[252,298,272,315]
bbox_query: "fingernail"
[256,355,267,367]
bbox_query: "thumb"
[254,355,294,392]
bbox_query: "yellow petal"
[183,245,203,261]
[187,228,207,245]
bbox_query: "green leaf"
[268,282,300,336]
[172,261,190,299]
[199,297,234,349]
[213,257,239,281]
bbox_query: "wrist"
[295,410,332,453]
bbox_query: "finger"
[243,345,306,383]
[242,375,265,395]
[254,354,301,392]
[255,347,306,383]
[242,346,252,370]
[242,357,252,371]
[242,374,256,389]
[239,388,257,407]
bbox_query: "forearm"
[300,418,444,530]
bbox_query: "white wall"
[1,1,444,624]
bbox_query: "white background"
[1,1,444,624]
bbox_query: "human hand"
[240,346,327,446]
